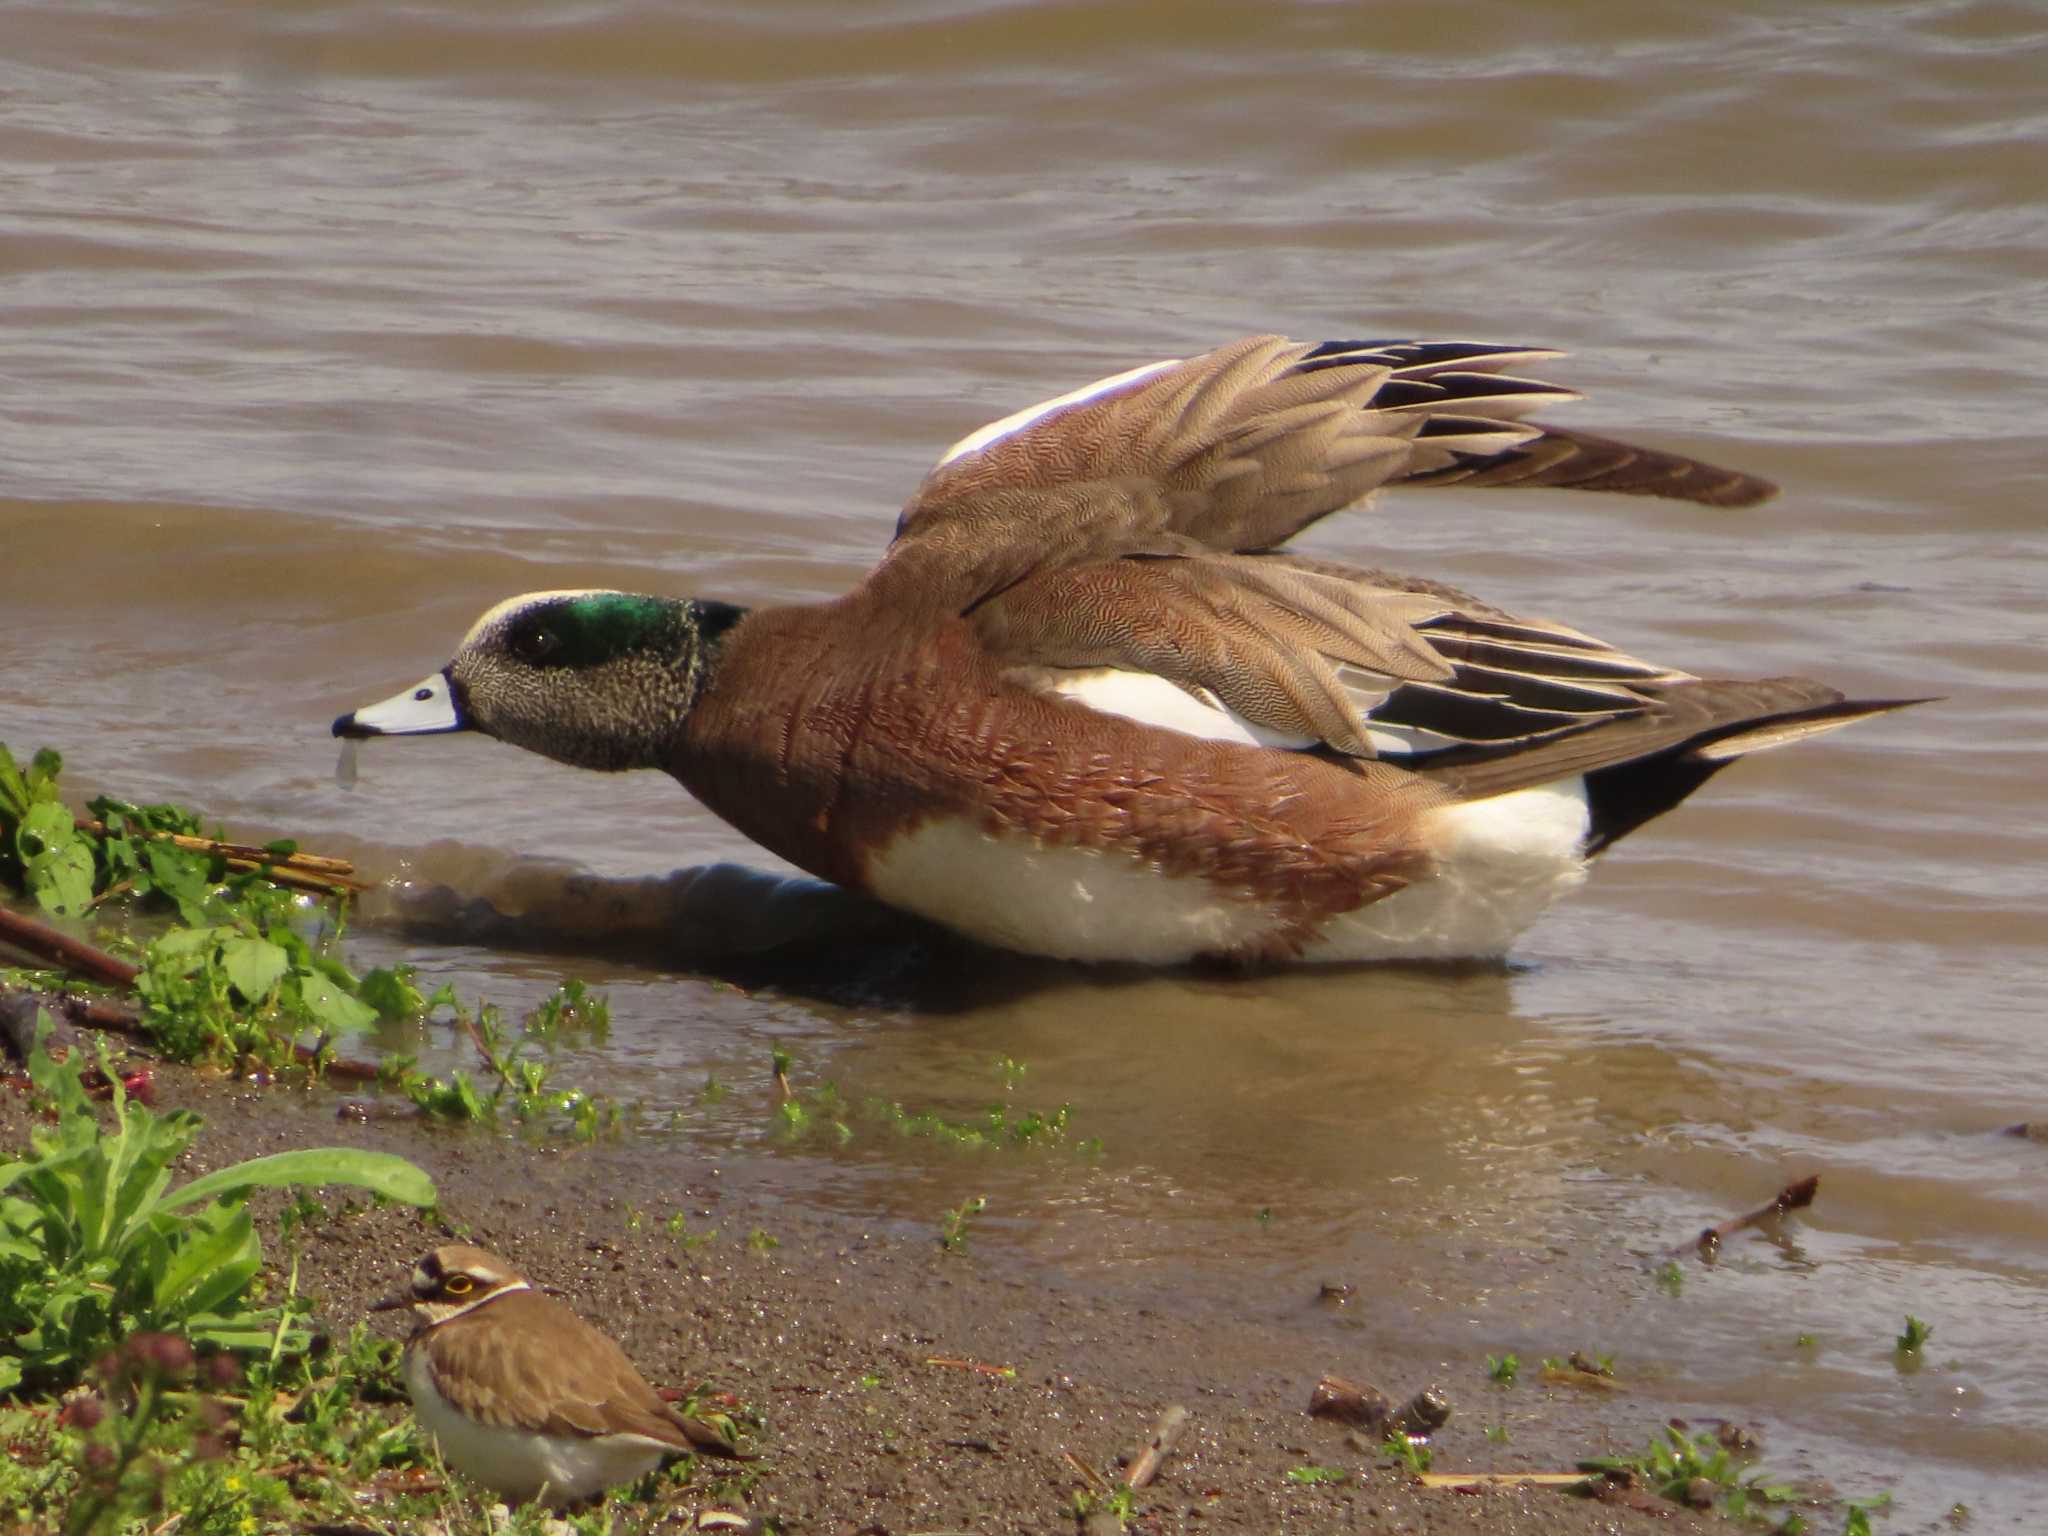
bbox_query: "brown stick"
[1668,1174,1820,1261]
[76,819,358,875]
[74,819,370,894]
[0,985,384,1083]
[0,905,140,987]
[455,1009,518,1091]
[923,1357,1016,1378]
[1061,1451,1107,1492]
[1123,1405,1189,1490]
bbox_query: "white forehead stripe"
[936,358,1180,468]
[459,589,611,649]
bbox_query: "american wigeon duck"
[336,334,1915,965]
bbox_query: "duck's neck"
[678,598,749,713]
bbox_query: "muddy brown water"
[4,0,2045,1524]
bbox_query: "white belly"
[863,778,1590,965]
[405,1346,667,1507]
[1303,778,1591,962]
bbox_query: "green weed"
[1380,1427,1432,1475]
[0,1022,434,1395]
[939,1195,986,1252]
[1580,1423,1796,1520]
[1286,1464,1348,1485]
[1486,1352,1519,1385]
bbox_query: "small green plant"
[1380,1427,1432,1475]
[1896,1315,1933,1353]
[0,1023,436,1395]
[1485,1424,1511,1444]
[746,1227,780,1255]
[525,977,609,1040]
[1580,1423,1795,1518]
[939,1195,986,1252]
[1072,1483,1139,1524]
[1286,1464,1348,1485]
[1795,1332,1819,1350]
[665,1212,717,1251]
[1486,1352,1519,1385]
[995,1055,1027,1088]
[389,989,619,1140]
[869,1095,1078,1149]
[1655,1259,1685,1296]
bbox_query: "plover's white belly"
[863,778,1590,965]
[405,1347,667,1506]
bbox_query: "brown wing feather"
[1399,421,1777,507]
[423,1292,738,1456]
[888,335,1774,601]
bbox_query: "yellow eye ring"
[444,1275,473,1295]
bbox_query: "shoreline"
[5,1055,1738,1534]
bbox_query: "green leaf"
[358,966,426,1021]
[27,749,62,794]
[143,842,214,923]
[0,743,29,820]
[151,1202,261,1318]
[294,971,377,1035]
[18,802,95,918]
[185,1315,311,1354]
[160,1147,436,1213]
[220,935,289,1003]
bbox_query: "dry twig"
[1124,1405,1189,1489]
[1668,1174,1820,1260]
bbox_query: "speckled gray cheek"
[451,635,700,773]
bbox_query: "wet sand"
[0,1061,1739,1535]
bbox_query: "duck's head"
[333,590,746,771]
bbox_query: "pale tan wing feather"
[974,556,1460,755]
[890,335,1565,577]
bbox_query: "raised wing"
[889,335,1577,580]
[868,332,1792,768]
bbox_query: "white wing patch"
[1042,668,1315,750]
[935,358,1180,468]
[1043,667,1448,758]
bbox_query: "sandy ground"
[0,1048,1748,1536]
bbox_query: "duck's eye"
[443,1274,474,1295]
[509,624,562,664]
